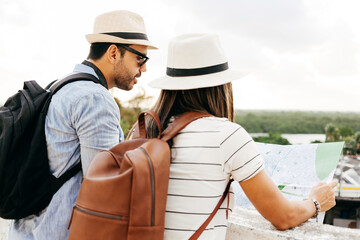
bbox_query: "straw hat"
[86,10,157,49]
[148,33,247,90]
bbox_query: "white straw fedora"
[148,33,247,90]
[86,10,157,49]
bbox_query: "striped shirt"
[164,117,264,240]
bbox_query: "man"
[9,10,157,239]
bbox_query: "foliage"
[324,123,360,154]
[343,136,356,155]
[355,131,360,154]
[235,110,360,134]
[355,131,360,143]
[339,126,354,138]
[114,88,153,138]
[325,123,340,142]
[253,132,291,145]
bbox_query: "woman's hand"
[240,171,339,229]
[308,180,338,212]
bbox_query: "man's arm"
[72,92,121,174]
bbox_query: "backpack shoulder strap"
[160,112,212,142]
[131,111,211,140]
[49,73,101,94]
[50,162,82,195]
[189,179,234,240]
[48,73,101,193]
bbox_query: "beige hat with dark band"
[149,33,247,90]
[86,10,157,49]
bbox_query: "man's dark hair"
[87,43,128,60]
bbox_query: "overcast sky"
[1,0,359,112]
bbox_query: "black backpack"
[0,73,100,219]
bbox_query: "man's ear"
[107,44,119,64]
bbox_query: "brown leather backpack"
[67,110,232,240]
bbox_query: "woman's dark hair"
[87,43,128,60]
[145,82,234,138]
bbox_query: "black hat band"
[166,62,229,77]
[102,32,148,40]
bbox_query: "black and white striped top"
[164,117,264,240]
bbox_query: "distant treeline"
[234,110,360,134]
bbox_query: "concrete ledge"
[0,219,9,240]
[2,207,360,240]
[226,206,360,240]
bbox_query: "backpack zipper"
[139,147,155,226]
[74,205,126,221]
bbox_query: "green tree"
[325,123,340,142]
[344,136,356,155]
[354,131,360,154]
[114,88,153,138]
[339,126,354,139]
[234,110,360,134]
[253,132,291,145]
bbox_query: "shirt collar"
[82,60,108,89]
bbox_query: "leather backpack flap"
[77,138,154,214]
[76,149,131,214]
[109,138,149,160]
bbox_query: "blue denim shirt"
[9,63,123,239]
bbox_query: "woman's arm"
[240,169,337,230]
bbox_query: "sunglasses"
[117,44,149,67]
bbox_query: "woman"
[145,33,336,240]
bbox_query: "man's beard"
[114,72,141,91]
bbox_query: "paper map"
[234,142,344,222]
